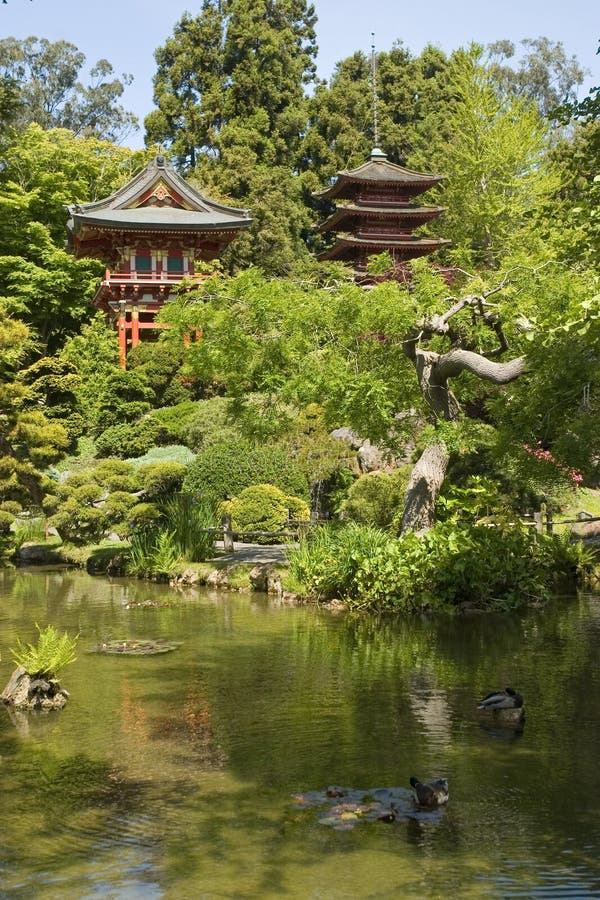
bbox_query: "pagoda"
[314,148,449,274]
[67,154,251,365]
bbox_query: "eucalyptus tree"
[0,36,137,141]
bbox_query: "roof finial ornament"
[370,33,385,161]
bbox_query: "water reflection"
[1,569,600,896]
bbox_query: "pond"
[1,568,600,899]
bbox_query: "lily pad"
[88,640,182,656]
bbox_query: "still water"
[1,568,600,899]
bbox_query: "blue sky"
[2,0,598,149]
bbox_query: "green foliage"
[138,463,187,500]
[183,438,309,503]
[127,529,181,579]
[11,624,78,678]
[148,401,202,446]
[223,483,309,542]
[128,445,196,468]
[0,36,137,140]
[95,420,161,460]
[183,396,243,452]
[342,470,409,528]
[48,498,107,545]
[436,476,512,524]
[288,522,588,610]
[128,502,162,531]
[162,494,216,562]
[93,370,154,434]
[415,45,558,264]
[127,342,192,406]
[0,509,15,535]
[287,522,391,601]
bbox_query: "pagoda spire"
[370,33,379,149]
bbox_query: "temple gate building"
[67,154,251,365]
[315,148,449,276]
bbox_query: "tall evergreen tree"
[144,2,224,171]
[145,0,317,272]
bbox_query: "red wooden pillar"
[118,302,127,368]
[131,304,140,349]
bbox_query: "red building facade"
[67,155,251,365]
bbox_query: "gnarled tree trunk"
[400,305,527,533]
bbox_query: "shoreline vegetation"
[7,518,599,614]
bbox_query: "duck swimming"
[478,687,523,710]
[409,776,449,808]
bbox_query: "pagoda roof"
[315,149,443,201]
[318,203,447,233]
[67,154,251,238]
[318,234,451,261]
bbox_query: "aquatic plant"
[128,528,182,578]
[11,624,78,679]
[162,493,216,561]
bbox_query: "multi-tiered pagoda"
[67,154,251,365]
[315,148,449,275]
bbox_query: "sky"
[2,0,598,149]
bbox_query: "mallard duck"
[477,687,523,710]
[409,776,449,808]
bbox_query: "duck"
[409,776,449,808]
[477,687,523,710]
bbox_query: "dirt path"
[210,541,294,567]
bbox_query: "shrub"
[103,491,137,521]
[48,499,107,544]
[0,509,15,535]
[287,522,588,611]
[342,469,409,528]
[223,484,310,543]
[128,445,196,467]
[287,522,391,599]
[128,502,162,530]
[96,420,161,459]
[11,624,78,678]
[139,462,187,500]
[1,500,23,516]
[184,397,242,451]
[184,440,309,503]
[148,401,200,446]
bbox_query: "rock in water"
[1,667,69,711]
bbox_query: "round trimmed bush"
[223,484,310,544]
[138,462,187,500]
[128,502,162,530]
[96,420,161,459]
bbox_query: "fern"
[11,624,78,678]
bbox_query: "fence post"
[222,514,234,552]
[545,504,553,535]
[534,507,544,535]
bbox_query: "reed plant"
[128,528,182,579]
[162,494,216,562]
